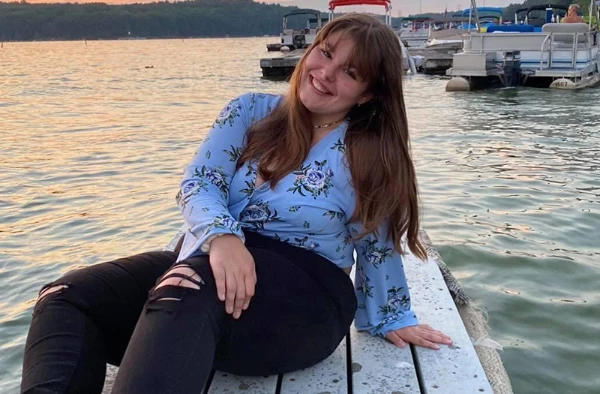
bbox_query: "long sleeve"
[351,221,418,337]
[175,94,250,261]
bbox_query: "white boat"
[266,9,324,52]
[446,0,600,90]
[425,29,468,52]
[425,7,504,53]
[397,17,433,48]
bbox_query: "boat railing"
[466,32,550,53]
[539,34,552,69]
[539,31,597,70]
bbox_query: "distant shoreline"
[0,36,278,44]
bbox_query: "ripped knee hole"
[37,285,69,303]
[155,265,204,292]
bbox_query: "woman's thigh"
[35,250,177,364]
[206,241,356,376]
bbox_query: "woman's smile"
[309,75,333,95]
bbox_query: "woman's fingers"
[385,331,407,348]
[219,264,256,318]
[232,272,246,319]
[225,270,237,314]
[437,332,453,344]
[391,325,453,350]
[211,264,227,302]
[422,329,452,344]
[412,335,440,350]
[387,329,440,350]
[208,235,256,318]
[242,271,256,311]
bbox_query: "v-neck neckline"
[306,122,346,159]
[251,122,346,192]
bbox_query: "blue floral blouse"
[175,93,418,337]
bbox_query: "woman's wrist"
[203,233,243,252]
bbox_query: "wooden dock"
[260,50,304,79]
[266,43,283,52]
[102,228,509,394]
[260,48,455,77]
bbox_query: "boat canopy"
[514,4,568,26]
[515,4,568,18]
[284,9,322,19]
[328,0,393,25]
[328,0,391,12]
[461,7,503,16]
[524,4,569,13]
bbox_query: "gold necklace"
[313,118,345,129]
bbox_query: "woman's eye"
[344,69,357,79]
[321,49,331,58]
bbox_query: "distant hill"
[0,0,300,41]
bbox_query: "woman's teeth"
[311,77,330,94]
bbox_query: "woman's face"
[299,32,372,124]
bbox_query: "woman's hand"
[209,235,256,319]
[385,324,452,350]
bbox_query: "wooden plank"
[351,326,421,394]
[279,336,348,393]
[206,372,278,394]
[404,252,493,394]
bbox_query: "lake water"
[1,37,599,393]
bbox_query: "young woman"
[21,13,451,394]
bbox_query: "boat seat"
[542,23,590,45]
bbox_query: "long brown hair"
[238,14,426,259]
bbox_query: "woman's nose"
[321,63,336,81]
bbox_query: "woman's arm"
[351,221,452,349]
[176,94,251,261]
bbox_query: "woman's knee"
[33,265,102,310]
[151,264,205,302]
[144,262,220,316]
[32,281,79,316]
[37,284,69,303]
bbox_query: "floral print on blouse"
[176,93,418,337]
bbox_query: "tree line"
[0,0,295,41]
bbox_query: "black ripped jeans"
[20,231,357,394]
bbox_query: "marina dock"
[260,51,303,78]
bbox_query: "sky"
[19,0,518,15]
